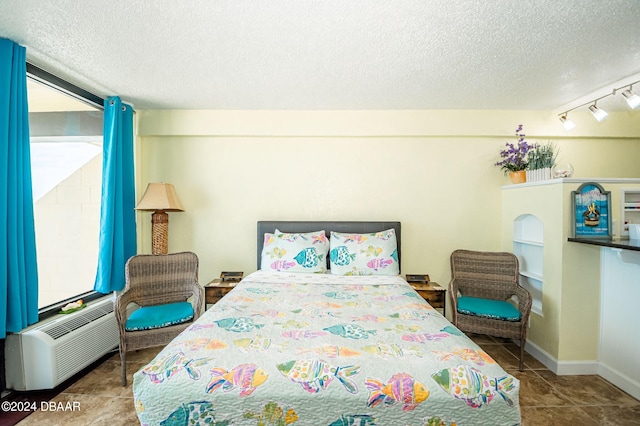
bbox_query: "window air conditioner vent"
[42,300,114,340]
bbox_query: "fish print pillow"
[260,229,329,273]
[329,229,399,276]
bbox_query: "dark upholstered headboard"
[257,221,401,272]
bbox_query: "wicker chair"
[449,249,532,371]
[115,251,204,386]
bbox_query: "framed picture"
[571,182,611,238]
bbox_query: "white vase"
[528,167,552,182]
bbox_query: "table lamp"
[135,183,184,255]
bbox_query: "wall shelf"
[621,189,640,236]
[513,238,543,247]
[519,270,543,281]
[513,215,544,316]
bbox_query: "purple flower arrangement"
[495,124,534,174]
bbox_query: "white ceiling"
[1,0,640,112]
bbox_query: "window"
[27,65,104,312]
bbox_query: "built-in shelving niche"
[513,214,543,316]
[621,188,640,237]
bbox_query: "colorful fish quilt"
[133,271,521,425]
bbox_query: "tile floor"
[7,334,640,426]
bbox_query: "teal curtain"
[94,96,136,293]
[0,38,39,338]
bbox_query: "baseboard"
[524,340,598,375]
[556,359,600,376]
[598,363,640,400]
[523,340,639,400]
[522,340,557,372]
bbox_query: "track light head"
[621,88,640,109]
[559,114,576,131]
[589,104,608,121]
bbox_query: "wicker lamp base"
[151,210,169,255]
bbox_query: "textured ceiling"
[1,0,640,111]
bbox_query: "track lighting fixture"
[621,87,640,109]
[557,78,640,130]
[559,114,576,131]
[588,103,608,121]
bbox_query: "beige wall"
[135,109,640,308]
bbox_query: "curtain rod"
[26,62,104,110]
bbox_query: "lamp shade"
[135,183,184,212]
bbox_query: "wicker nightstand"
[204,279,237,309]
[408,281,446,315]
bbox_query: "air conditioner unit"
[4,296,119,391]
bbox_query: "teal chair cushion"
[125,301,194,331]
[457,296,521,322]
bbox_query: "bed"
[133,221,521,425]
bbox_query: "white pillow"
[260,229,329,273]
[329,229,399,276]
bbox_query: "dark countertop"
[568,237,640,252]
